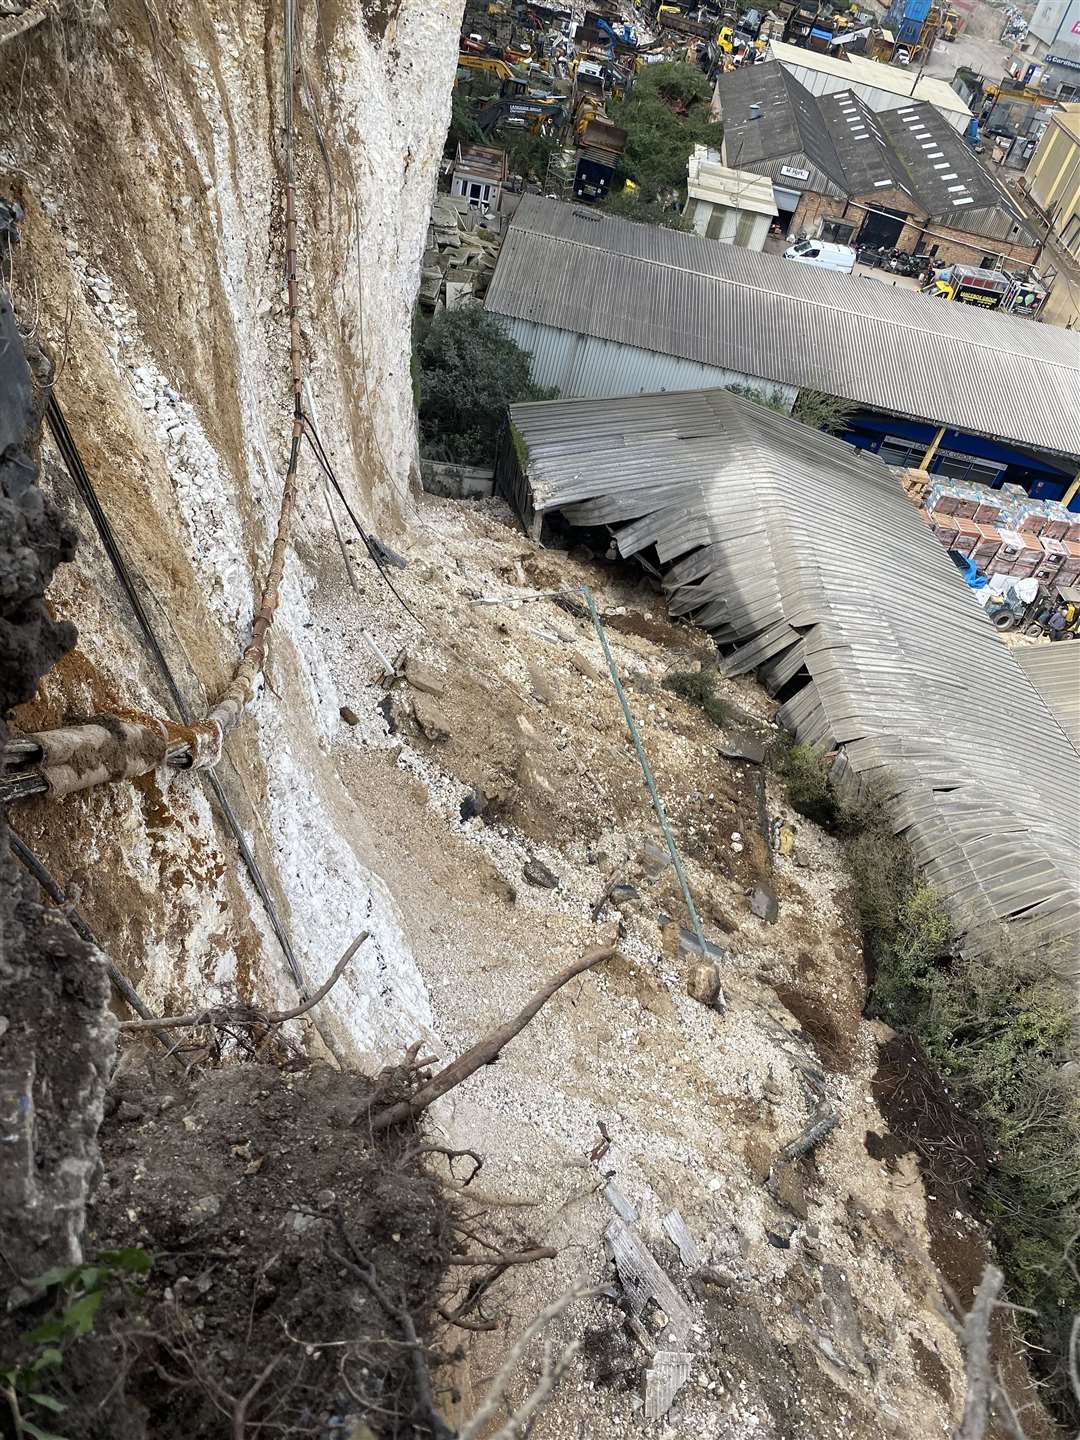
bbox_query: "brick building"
[716,63,1039,266]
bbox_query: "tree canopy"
[602,187,691,231]
[415,308,556,466]
[608,62,724,202]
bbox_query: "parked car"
[783,238,857,273]
[894,46,910,64]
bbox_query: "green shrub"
[777,741,842,829]
[602,188,692,231]
[608,62,723,202]
[663,668,730,726]
[791,389,857,435]
[850,801,1080,1423]
[415,308,556,467]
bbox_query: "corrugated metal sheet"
[1015,644,1080,749]
[485,196,1080,459]
[508,386,1080,958]
[503,316,798,406]
[768,39,973,125]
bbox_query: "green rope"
[581,586,708,954]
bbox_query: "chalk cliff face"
[0,0,461,1059]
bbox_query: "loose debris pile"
[420,197,505,311]
[300,493,1058,1438]
[1,1047,608,1440]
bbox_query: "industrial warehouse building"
[483,196,1080,502]
[1024,103,1080,259]
[715,62,1038,262]
[764,39,975,133]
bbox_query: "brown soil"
[774,925,865,1074]
[1,1058,459,1439]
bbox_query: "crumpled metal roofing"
[507,386,1080,957]
[1015,644,1080,749]
[485,196,1080,458]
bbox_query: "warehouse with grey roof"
[715,61,1038,262]
[484,196,1080,505]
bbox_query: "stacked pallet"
[924,482,1080,587]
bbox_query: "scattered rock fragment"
[523,856,559,889]
[768,1160,809,1220]
[339,705,360,726]
[570,651,605,684]
[411,692,451,742]
[638,839,671,879]
[459,787,488,822]
[687,962,721,1008]
[748,882,779,924]
[719,734,766,765]
[527,661,556,705]
[793,848,811,869]
[404,657,446,697]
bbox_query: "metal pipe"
[581,586,709,955]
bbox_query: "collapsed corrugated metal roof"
[1015,644,1080,749]
[506,386,1080,956]
[485,195,1080,459]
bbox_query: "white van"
[783,238,857,274]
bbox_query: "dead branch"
[435,1178,540,1208]
[954,1265,1003,1440]
[329,1235,455,1440]
[415,1146,483,1184]
[119,932,368,1031]
[446,1247,557,1268]
[437,1307,498,1333]
[456,1284,605,1440]
[369,943,616,1132]
[232,1353,284,1440]
[488,1337,582,1440]
[590,876,620,922]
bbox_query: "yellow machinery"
[457,53,517,83]
[984,81,1060,108]
[716,24,735,50]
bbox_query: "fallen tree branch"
[954,1265,1003,1440]
[446,1247,557,1268]
[368,943,616,1132]
[119,932,368,1031]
